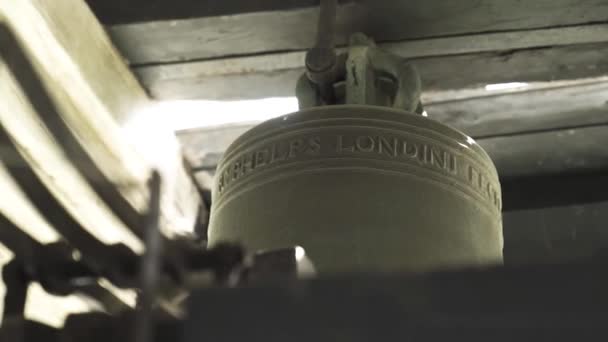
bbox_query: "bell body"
[208,105,503,273]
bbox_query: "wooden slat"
[426,81,608,138]
[87,0,325,25]
[383,24,608,62]
[108,5,361,65]
[133,40,608,100]
[106,3,608,103]
[0,163,62,245]
[0,52,144,254]
[102,0,608,64]
[362,0,608,42]
[480,125,608,179]
[0,24,147,245]
[416,43,608,93]
[91,0,608,37]
[111,18,608,66]
[0,0,203,238]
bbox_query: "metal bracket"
[298,1,423,113]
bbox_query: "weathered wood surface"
[482,125,608,179]
[0,162,63,246]
[109,5,361,65]
[99,0,608,101]
[427,81,608,138]
[361,0,608,42]
[100,0,608,63]
[134,40,608,100]
[0,30,144,254]
[90,0,608,36]
[0,0,203,241]
[87,0,328,25]
[112,17,608,66]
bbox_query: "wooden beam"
[91,0,608,37]
[426,81,608,138]
[98,1,608,108]
[112,17,608,66]
[87,0,325,25]
[134,40,608,101]
[108,4,361,65]
[0,39,143,255]
[0,0,203,241]
[0,162,62,245]
[361,0,608,42]
[416,43,608,93]
[103,0,608,102]
[481,125,608,179]
[102,0,608,63]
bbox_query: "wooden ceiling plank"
[86,0,324,25]
[0,0,203,239]
[133,40,608,100]
[110,17,608,66]
[100,0,608,62]
[427,81,608,138]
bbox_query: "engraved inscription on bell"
[217,132,500,212]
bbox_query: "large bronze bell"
[208,34,503,273]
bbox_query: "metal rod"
[1,259,29,319]
[315,0,337,50]
[134,171,162,342]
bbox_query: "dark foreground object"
[3,260,608,341]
